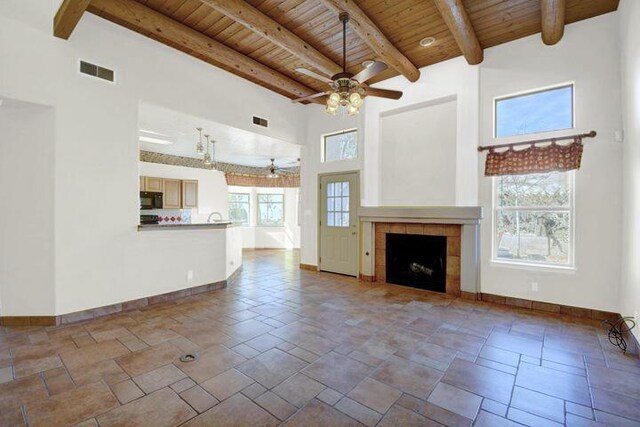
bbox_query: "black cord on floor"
[601,317,636,353]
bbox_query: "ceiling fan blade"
[364,87,403,100]
[291,92,329,103]
[294,68,333,84]
[352,61,388,84]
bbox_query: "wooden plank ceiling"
[71,0,619,101]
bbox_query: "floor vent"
[252,116,268,128]
[79,60,115,82]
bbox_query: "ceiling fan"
[292,12,403,115]
[267,158,280,178]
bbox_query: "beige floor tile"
[200,368,253,401]
[182,393,278,427]
[97,387,196,427]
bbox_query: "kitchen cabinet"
[144,177,163,192]
[182,180,198,209]
[163,179,182,209]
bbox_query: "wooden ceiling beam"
[87,0,323,102]
[53,0,92,39]
[198,0,342,77]
[432,0,483,65]
[541,0,566,45]
[317,0,421,82]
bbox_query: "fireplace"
[386,233,447,293]
[359,207,482,298]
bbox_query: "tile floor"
[1,249,640,426]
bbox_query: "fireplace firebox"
[386,233,447,293]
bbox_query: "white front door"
[319,173,359,276]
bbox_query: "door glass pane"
[342,182,349,196]
[325,180,350,228]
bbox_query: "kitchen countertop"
[138,222,234,231]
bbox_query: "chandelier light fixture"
[292,14,403,116]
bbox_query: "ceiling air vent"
[252,116,268,128]
[79,60,115,82]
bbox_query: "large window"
[257,194,285,226]
[494,172,574,267]
[495,84,574,138]
[323,130,358,162]
[229,193,250,225]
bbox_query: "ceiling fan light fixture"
[349,92,363,108]
[419,36,436,47]
[347,103,359,116]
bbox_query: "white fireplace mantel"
[359,206,483,224]
[359,206,483,295]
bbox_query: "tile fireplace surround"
[359,207,483,298]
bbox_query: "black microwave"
[140,191,163,210]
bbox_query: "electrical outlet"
[187,270,194,283]
[531,281,539,292]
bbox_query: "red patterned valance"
[484,138,584,176]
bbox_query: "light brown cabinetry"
[181,180,198,209]
[144,177,163,192]
[139,176,199,208]
[163,179,182,209]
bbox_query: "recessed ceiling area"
[138,102,301,168]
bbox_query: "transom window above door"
[327,181,350,227]
[322,130,358,162]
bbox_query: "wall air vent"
[79,60,115,82]
[252,116,268,128]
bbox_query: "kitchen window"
[323,129,358,162]
[493,172,574,267]
[495,84,574,138]
[257,194,285,226]
[229,193,250,226]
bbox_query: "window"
[257,194,284,226]
[229,193,250,225]
[494,172,574,267]
[326,181,350,227]
[495,84,574,138]
[323,130,358,162]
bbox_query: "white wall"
[619,0,640,337]
[299,57,479,267]
[299,110,363,266]
[139,161,228,223]
[478,13,623,312]
[380,97,458,206]
[0,99,56,316]
[0,0,305,315]
[228,186,300,249]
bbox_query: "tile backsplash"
[144,209,192,225]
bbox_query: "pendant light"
[196,127,204,154]
[204,134,212,166]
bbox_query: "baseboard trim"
[300,263,318,271]
[0,316,58,327]
[359,274,374,282]
[480,292,619,322]
[1,280,228,328]
[58,280,227,325]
